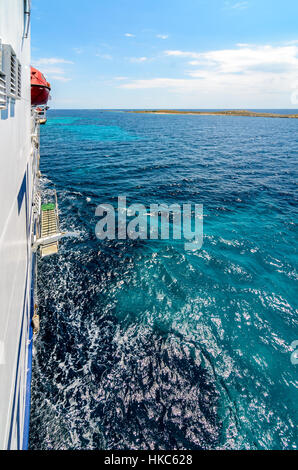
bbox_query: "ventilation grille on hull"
[2,44,22,100]
[0,41,7,109]
[0,72,6,109]
[17,62,22,99]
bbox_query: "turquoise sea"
[29,110,298,450]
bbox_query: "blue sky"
[31,0,298,109]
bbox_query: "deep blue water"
[29,110,298,450]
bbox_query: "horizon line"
[47,107,298,110]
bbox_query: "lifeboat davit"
[31,66,51,106]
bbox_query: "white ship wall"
[0,0,34,449]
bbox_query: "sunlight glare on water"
[29,110,298,450]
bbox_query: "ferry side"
[0,0,35,450]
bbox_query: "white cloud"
[32,59,72,82]
[96,53,113,60]
[120,78,193,90]
[164,50,199,58]
[224,1,249,9]
[113,76,128,80]
[120,43,298,106]
[125,33,135,37]
[129,57,148,63]
[165,44,298,74]
[285,40,298,45]
[33,57,74,65]
[50,76,72,82]
[73,47,83,54]
[237,43,251,47]
[156,34,169,40]
[37,67,66,75]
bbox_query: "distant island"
[128,110,298,118]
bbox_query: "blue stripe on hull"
[22,253,35,450]
[7,171,35,450]
[7,272,27,450]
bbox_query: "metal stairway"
[32,190,64,258]
[40,203,59,257]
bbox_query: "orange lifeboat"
[31,66,51,106]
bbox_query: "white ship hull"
[0,0,37,449]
